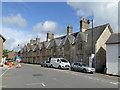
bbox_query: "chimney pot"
[80,18,89,32]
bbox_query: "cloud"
[2,14,27,28]
[2,27,46,52]
[67,2,118,33]
[33,21,58,33]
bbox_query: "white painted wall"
[106,44,119,75]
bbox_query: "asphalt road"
[1,63,119,88]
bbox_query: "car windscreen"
[60,59,68,62]
[46,61,50,63]
[82,63,88,66]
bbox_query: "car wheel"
[91,72,95,74]
[83,69,86,73]
[71,67,74,71]
[50,64,53,68]
[58,65,61,69]
[41,65,43,67]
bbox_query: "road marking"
[96,79,99,80]
[0,68,10,77]
[109,82,118,85]
[24,64,41,67]
[88,77,93,79]
[41,83,46,87]
[26,83,46,87]
[96,73,119,78]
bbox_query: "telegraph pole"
[92,19,94,54]
[87,19,95,68]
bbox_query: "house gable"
[96,24,112,53]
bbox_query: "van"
[49,58,70,69]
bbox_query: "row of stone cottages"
[20,18,113,73]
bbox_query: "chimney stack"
[30,38,36,45]
[27,43,30,47]
[36,37,40,44]
[67,24,73,35]
[47,31,54,42]
[80,18,89,32]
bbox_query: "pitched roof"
[26,45,30,52]
[47,40,54,49]
[67,35,75,44]
[55,24,110,44]
[24,23,111,50]
[85,23,110,43]
[0,34,6,42]
[106,33,120,44]
[75,32,87,43]
[41,41,49,49]
[54,39,62,47]
[38,44,42,50]
[34,43,42,51]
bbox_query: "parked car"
[41,60,50,67]
[71,62,95,73]
[49,58,70,69]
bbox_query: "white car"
[49,58,70,69]
[71,62,95,73]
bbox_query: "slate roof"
[85,23,111,43]
[24,46,27,52]
[27,45,31,52]
[34,43,42,51]
[41,41,49,49]
[30,45,35,51]
[0,34,6,42]
[20,49,23,53]
[54,39,62,47]
[106,33,120,44]
[24,23,111,51]
[38,44,42,50]
[47,40,54,49]
[55,23,111,45]
[58,35,75,47]
[67,35,75,44]
[75,32,87,43]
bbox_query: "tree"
[2,49,9,58]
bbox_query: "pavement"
[1,63,119,88]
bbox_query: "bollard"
[104,67,107,75]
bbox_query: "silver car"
[41,60,51,67]
[71,62,95,73]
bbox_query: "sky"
[1,1,118,52]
